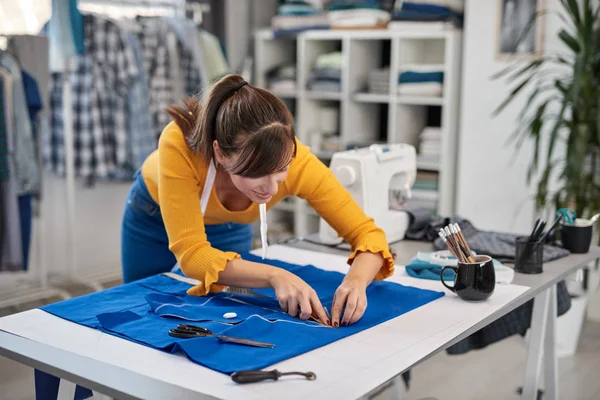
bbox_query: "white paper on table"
[259,203,268,259]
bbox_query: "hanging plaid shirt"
[136,17,174,141]
[44,13,138,180]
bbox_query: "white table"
[1,243,599,400]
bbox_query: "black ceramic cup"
[561,220,593,254]
[440,255,496,301]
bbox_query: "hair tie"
[234,81,248,91]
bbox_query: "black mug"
[440,255,496,301]
[561,221,593,254]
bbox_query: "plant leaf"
[558,28,581,52]
[492,77,535,116]
[565,0,582,25]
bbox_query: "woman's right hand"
[269,269,330,324]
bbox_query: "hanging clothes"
[47,0,85,72]
[117,23,157,174]
[7,35,50,199]
[18,71,42,270]
[163,17,204,96]
[0,67,24,272]
[135,17,174,141]
[44,13,139,181]
[0,76,8,182]
[197,29,230,84]
[0,51,40,197]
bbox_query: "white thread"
[153,296,214,313]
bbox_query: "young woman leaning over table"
[120,74,395,328]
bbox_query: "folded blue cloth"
[41,253,444,375]
[406,252,505,281]
[399,71,444,84]
[406,257,456,280]
[398,2,461,17]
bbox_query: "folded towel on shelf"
[308,67,342,81]
[420,126,442,140]
[399,70,444,84]
[397,82,443,97]
[307,80,342,92]
[271,14,330,36]
[391,2,464,27]
[327,8,391,28]
[397,0,465,13]
[315,51,344,69]
[269,79,296,92]
[387,20,456,31]
[279,3,322,16]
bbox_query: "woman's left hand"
[330,250,388,327]
[330,277,368,327]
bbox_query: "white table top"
[1,243,599,400]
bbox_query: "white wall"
[457,0,565,234]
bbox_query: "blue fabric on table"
[41,253,444,375]
[398,71,444,84]
[145,293,276,324]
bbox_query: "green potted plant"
[494,0,600,238]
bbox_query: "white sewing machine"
[318,143,417,245]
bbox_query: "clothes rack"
[0,38,71,309]
[54,0,211,292]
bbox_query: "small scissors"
[556,208,576,225]
[169,324,275,348]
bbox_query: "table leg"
[92,391,113,400]
[391,374,406,400]
[57,379,76,400]
[543,285,558,400]
[521,287,551,400]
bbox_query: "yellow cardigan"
[141,122,394,295]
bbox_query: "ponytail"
[166,74,297,177]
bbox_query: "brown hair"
[166,74,297,178]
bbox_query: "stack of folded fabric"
[326,0,392,29]
[306,51,343,92]
[388,0,464,30]
[397,66,444,97]
[266,64,297,92]
[271,0,329,36]
[418,126,441,161]
[413,171,438,191]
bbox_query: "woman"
[121,74,395,327]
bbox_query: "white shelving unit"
[254,28,462,238]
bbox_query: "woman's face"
[230,168,289,204]
[213,141,289,204]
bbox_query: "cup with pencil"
[438,224,496,301]
[514,215,564,274]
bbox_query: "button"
[223,312,237,319]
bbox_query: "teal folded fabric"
[406,252,505,281]
[406,258,455,280]
[398,71,444,84]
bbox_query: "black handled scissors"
[169,324,275,348]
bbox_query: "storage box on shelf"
[254,28,462,237]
